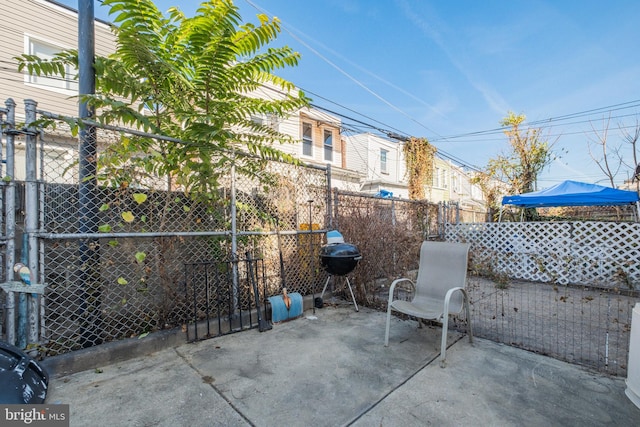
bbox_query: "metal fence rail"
[468,277,636,377]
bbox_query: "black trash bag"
[0,341,49,404]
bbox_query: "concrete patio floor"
[43,302,640,426]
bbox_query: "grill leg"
[345,277,359,312]
[320,276,331,299]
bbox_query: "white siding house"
[1,0,116,118]
[248,84,363,191]
[344,133,407,198]
[1,0,117,182]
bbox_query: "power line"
[8,2,640,183]
[430,101,640,142]
[243,0,441,136]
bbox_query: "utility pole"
[78,0,101,347]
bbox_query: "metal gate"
[183,252,270,342]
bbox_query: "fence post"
[437,202,443,238]
[24,99,40,346]
[326,163,333,229]
[230,158,239,312]
[3,99,17,345]
[332,187,340,230]
[391,198,396,226]
[38,135,46,343]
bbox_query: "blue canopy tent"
[500,180,640,221]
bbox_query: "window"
[251,113,279,131]
[323,130,333,162]
[380,149,388,173]
[433,167,439,187]
[266,113,279,130]
[25,37,78,93]
[302,122,313,157]
[434,166,446,188]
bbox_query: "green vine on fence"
[403,137,436,200]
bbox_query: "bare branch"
[587,114,619,187]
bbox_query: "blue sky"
[61,0,640,188]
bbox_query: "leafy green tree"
[483,112,554,220]
[18,0,309,198]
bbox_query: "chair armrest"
[387,278,414,307]
[443,286,469,317]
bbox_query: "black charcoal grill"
[319,242,362,276]
[319,239,361,311]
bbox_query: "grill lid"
[320,242,361,258]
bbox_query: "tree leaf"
[122,211,135,222]
[135,251,146,263]
[98,224,112,232]
[117,277,128,285]
[133,193,148,204]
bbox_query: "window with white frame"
[380,149,388,173]
[25,37,78,93]
[323,129,333,162]
[433,166,447,188]
[302,122,313,157]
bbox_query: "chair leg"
[384,306,392,346]
[440,315,449,368]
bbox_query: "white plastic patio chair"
[384,241,473,367]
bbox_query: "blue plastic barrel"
[268,292,303,322]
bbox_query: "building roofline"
[43,0,113,27]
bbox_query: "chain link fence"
[329,190,445,306]
[0,100,331,355]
